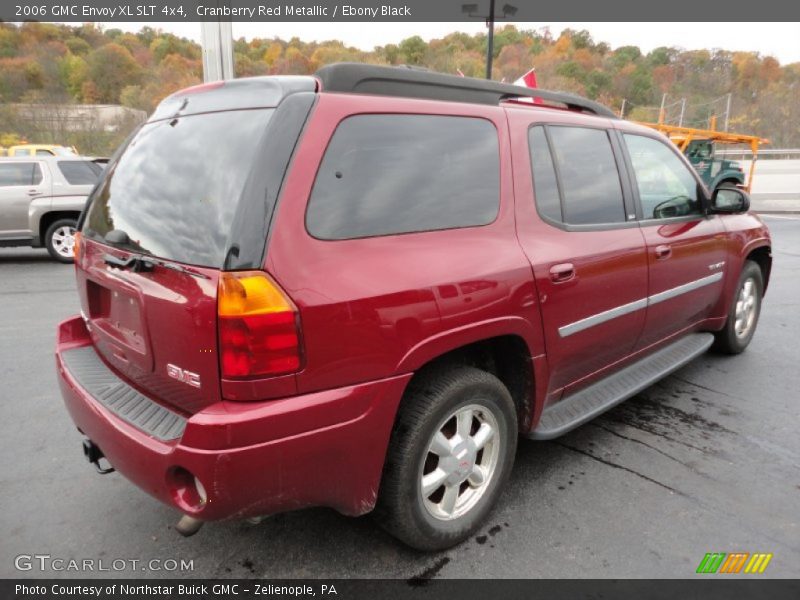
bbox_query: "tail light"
[217,271,303,379]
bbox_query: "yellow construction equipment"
[637,115,769,193]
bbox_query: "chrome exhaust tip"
[175,515,204,537]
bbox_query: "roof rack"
[315,63,617,119]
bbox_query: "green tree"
[87,43,142,103]
[59,53,88,99]
[399,36,427,65]
[612,45,642,69]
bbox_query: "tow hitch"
[82,439,115,474]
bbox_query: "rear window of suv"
[83,109,273,268]
[57,160,102,185]
[306,114,500,240]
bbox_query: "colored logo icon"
[696,552,773,574]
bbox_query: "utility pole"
[485,0,496,80]
[724,93,732,131]
[200,2,235,82]
[678,98,686,127]
[619,98,627,118]
[462,2,517,80]
[659,93,667,124]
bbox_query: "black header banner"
[3,0,800,22]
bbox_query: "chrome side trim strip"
[558,298,648,338]
[647,272,723,306]
[558,271,724,338]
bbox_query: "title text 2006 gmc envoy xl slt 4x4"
[55,64,771,550]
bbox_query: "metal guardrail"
[717,149,800,159]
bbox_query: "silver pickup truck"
[0,156,103,262]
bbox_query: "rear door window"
[546,126,626,225]
[83,109,274,268]
[528,126,562,222]
[57,160,103,185]
[306,114,500,240]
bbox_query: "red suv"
[56,64,771,550]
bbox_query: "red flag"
[515,68,538,89]
[513,68,543,104]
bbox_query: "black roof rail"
[315,63,618,119]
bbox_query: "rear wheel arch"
[397,334,536,433]
[39,210,81,244]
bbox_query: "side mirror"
[711,186,750,214]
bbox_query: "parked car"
[55,64,771,551]
[0,156,102,261]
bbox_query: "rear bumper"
[56,315,410,521]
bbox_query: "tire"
[713,261,763,354]
[44,218,77,263]
[374,366,517,551]
[716,182,739,191]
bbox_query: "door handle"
[27,189,43,197]
[549,263,576,283]
[655,245,672,260]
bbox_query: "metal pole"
[679,98,686,127]
[659,93,667,124]
[619,98,626,118]
[724,93,732,132]
[485,0,495,80]
[201,2,235,82]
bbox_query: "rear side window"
[57,160,102,185]
[83,109,274,268]
[306,114,500,240]
[0,162,40,186]
[542,126,626,226]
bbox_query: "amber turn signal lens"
[73,231,82,262]
[218,272,293,316]
[217,272,302,379]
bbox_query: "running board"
[528,333,714,440]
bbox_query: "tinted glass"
[0,163,37,186]
[528,126,562,222]
[624,134,701,219]
[35,149,52,156]
[547,126,625,225]
[84,109,274,268]
[31,163,42,185]
[306,115,500,240]
[57,160,102,185]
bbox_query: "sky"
[103,21,800,64]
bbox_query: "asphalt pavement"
[1,215,798,580]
